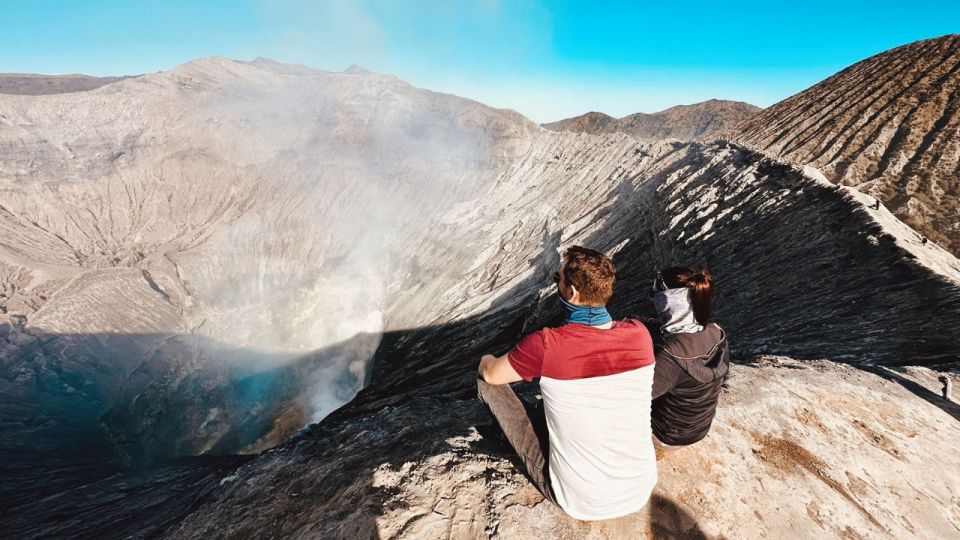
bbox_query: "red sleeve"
[507,330,546,382]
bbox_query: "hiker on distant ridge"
[477,246,657,521]
[647,265,730,452]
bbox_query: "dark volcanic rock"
[2,455,250,540]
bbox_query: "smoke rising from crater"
[166,59,526,423]
[0,58,537,465]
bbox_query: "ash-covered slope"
[2,57,960,538]
[732,34,960,256]
[329,138,960,426]
[544,99,760,139]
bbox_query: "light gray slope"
[321,138,960,425]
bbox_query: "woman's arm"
[651,349,679,399]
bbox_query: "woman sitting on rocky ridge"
[648,265,730,451]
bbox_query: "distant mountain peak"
[542,99,761,140]
[344,64,372,74]
[243,57,321,76]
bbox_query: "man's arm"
[478,353,524,385]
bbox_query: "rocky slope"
[732,34,960,256]
[544,99,760,140]
[1,55,960,538]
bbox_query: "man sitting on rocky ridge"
[477,246,658,521]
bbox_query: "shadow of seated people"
[647,494,710,539]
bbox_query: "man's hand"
[478,352,523,385]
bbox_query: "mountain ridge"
[543,99,760,140]
[0,73,134,95]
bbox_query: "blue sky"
[1,1,956,122]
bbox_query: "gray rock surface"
[1,54,959,538]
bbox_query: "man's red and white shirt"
[508,319,657,521]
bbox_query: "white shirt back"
[539,364,657,521]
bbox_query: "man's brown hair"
[561,246,616,306]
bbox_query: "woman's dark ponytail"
[686,266,714,325]
[661,264,715,325]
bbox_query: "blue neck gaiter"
[559,295,613,326]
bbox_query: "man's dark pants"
[477,378,556,503]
